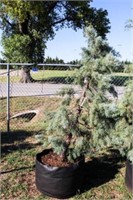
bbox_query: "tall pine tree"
[37,26,133,163]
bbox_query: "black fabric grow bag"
[125,159,133,192]
[35,149,85,199]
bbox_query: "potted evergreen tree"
[122,81,133,192]
[35,26,132,198]
[111,81,133,192]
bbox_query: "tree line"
[0,56,81,69]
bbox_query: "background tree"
[44,56,64,64]
[0,0,110,83]
[68,59,81,65]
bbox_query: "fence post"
[7,63,10,134]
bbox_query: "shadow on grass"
[1,142,39,156]
[1,130,34,144]
[81,150,125,193]
[111,76,132,86]
[1,130,38,156]
[36,76,74,84]
[1,131,125,193]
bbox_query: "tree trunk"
[20,66,34,83]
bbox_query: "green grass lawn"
[1,132,133,200]
[32,70,74,79]
[1,97,133,200]
[0,70,74,83]
[0,69,132,84]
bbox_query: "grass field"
[1,97,133,200]
[0,70,74,83]
[0,69,133,85]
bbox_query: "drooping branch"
[61,133,72,161]
[61,77,90,161]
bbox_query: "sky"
[45,0,133,62]
[0,0,132,62]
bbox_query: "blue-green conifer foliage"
[36,26,133,163]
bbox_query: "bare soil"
[41,151,73,167]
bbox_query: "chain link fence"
[0,63,133,134]
[0,63,81,134]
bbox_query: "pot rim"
[36,148,85,169]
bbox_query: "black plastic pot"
[35,149,85,199]
[125,159,133,192]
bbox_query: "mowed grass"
[0,69,132,83]
[1,97,133,200]
[0,70,74,83]
[31,70,74,80]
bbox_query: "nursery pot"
[35,149,85,199]
[125,159,133,192]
